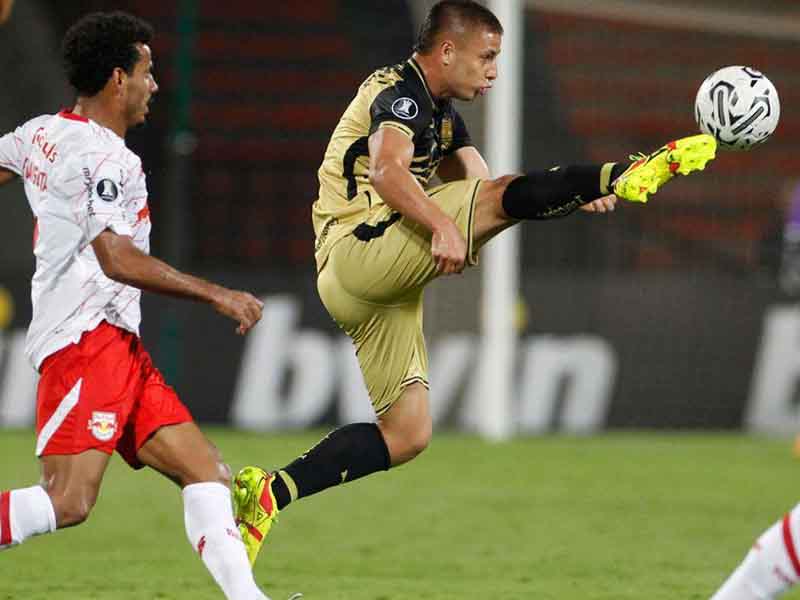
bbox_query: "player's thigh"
[329,179,484,304]
[319,268,428,417]
[40,449,111,526]
[357,300,429,417]
[40,449,111,496]
[136,421,227,488]
[114,355,195,473]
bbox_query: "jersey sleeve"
[447,109,474,154]
[0,126,25,175]
[368,82,431,140]
[71,151,134,242]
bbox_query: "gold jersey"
[312,57,473,271]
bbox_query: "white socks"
[0,486,57,549]
[711,506,800,599]
[183,482,270,600]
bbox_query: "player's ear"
[441,39,455,67]
[111,67,127,94]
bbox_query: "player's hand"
[431,219,467,275]
[211,289,264,335]
[580,194,617,214]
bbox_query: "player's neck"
[71,98,128,139]
[411,53,449,100]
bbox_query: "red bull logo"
[87,411,117,442]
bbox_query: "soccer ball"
[694,66,780,151]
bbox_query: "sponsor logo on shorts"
[391,97,419,120]
[87,411,118,442]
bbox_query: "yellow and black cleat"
[233,466,279,567]
[613,133,717,203]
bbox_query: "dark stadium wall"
[0,0,70,271]
[0,271,793,432]
[2,3,800,434]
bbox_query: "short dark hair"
[61,11,154,97]
[414,0,503,54]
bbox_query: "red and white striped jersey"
[0,109,151,369]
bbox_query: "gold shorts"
[317,178,482,415]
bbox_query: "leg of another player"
[41,450,110,527]
[265,382,429,512]
[0,450,108,550]
[137,422,270,600]
[710,506,800,600]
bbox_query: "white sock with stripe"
[711,505,800,599]
[0,486,57,549]
[183,482,270,600]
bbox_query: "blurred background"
[1,0,799,436]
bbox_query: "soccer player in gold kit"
[233,0,716,566]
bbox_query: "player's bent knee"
[50,491,98,527]
[387,421,432,465]
[407,427,432,458]
[475,174,520,227]
[480,174,517,201]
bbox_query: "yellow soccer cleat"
[233,466,279,566]
[613,133,717,203]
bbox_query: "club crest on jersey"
[391,97,419,120]
[87,411,117,442]
[96,179,119,202]
[440,117,454,151]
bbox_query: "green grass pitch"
[2,429,799,599]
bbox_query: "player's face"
[124,43,158,126]
[447,28,501,101]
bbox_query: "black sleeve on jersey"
[368,83,431,139]
[447,109,474,154]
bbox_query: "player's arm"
[0,166,16,187]
[0,126,23,185]
[91,230,262,334]
[436,146,490,182]
[368,126,467,274]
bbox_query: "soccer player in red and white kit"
[0,12,272,600]
[711,507,800,599]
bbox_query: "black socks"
[502,162,628,220]
[270,423,391,511]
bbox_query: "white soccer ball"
[694,66,780,151]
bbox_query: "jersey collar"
[57,108,89,123]
[407,58,440,111]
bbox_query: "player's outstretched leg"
[2,450,109,552]
[710,505,800,599]
[475,133,717,242]
[612,133,717,203]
